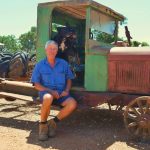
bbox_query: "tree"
[93,30,123,44]
[131,41,141,47]
[96,32,115,43]
[0,35,20,52]
[141,42,149,47]
[19,26,37,53]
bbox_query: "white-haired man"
[31,40,77,141]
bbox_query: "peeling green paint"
[36,6,53,61]
[85,53,108,91]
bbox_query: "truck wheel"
[124,96,150,140]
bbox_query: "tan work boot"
[48,119,57,137]
[39,123,48,141]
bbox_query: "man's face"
[45,44,58,58]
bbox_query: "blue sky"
[0,0,150,44]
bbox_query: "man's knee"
[42,93,53,106]
[67,98,77,110]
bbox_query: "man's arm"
[65,79,72,92]
[60,61,74,97]
[34,83,60,99]
[60,79,72,97]
[34,83,51,92]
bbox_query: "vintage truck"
[0,0,150,140]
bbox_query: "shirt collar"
[44,57,59,66]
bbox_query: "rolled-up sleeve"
[31,64,41,84]
[65,63,75,80]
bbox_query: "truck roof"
[38,0,125,21]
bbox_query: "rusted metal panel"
[107,93,143,107]
[108,55,150,61]
[108,55,150,94]
[71,90,124,107]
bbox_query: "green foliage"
[96,32,115,43]
[0,35,20,52]
[19,26,37,53]
[52,23,58,32]
[31,26,37,33]
[131,41,141,47]
[131,41,149,47]
[141,42,149,47]
[95,31,123,44]
[94,30,150,47]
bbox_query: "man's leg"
[57,97,77,120]
[41,93,53,122]
[39,93,53,141]
[48,97,77,137]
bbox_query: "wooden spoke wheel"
[124,96,150,140]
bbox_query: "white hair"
[45,40,58,49]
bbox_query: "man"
[31,40,77,141]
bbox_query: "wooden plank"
[0,80,38,97]
[1,80,34,88]
[60,6,86,14]
[58,6,85,19]
[0,92,34,101]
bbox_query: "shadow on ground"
[0,99,149,150]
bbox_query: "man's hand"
[50,90,60,99]
[60,90,69,97]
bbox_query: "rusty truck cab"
[37,0,125,91]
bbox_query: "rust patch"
[108,55,150,94]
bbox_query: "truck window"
[90,9,117,45]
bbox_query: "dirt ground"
[0,98,149,150]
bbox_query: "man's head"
[45,40,58,59]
